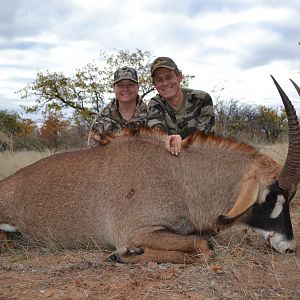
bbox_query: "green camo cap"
[150,57,178,76]
[113,66,138,84]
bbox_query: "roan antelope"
[0,76,299,264]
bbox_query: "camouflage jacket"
[147,88,215,139]
[88,96,148,147]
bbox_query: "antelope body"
[0,77,300,263]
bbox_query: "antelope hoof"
[106,252,122,262]
[128,247,144,255]
[106,246,144,262]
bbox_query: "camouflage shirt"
[88,96,147,147]
[147,88,215,139]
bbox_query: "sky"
[0,0,300,120]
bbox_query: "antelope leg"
[109,231,212,264]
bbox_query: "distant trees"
[214,98,287,143]
[0,110,40,151]
[257,106,287,142]
[2,100,287,153]
[0,110,26,135]
[0,110,87,153]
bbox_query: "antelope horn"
[290,78,300,97]
[271,75,300,192]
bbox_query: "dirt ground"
[1,195,300,300]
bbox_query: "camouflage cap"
[150,57,178,76]
[113,66,138,84]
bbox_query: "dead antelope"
[0,76,299,264]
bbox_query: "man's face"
[152,68,183,101]
[114,79,139,103]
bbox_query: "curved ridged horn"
[271,75,300,192]
[290,78,300,97]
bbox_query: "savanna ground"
[0,145,300,300]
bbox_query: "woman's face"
[114,79,139,103]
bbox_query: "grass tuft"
[0,150,51,180]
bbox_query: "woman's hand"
[165,135,182,156]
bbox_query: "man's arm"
[148,98,183,155]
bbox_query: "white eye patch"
[270,195,285,219]
[258,188,269,204]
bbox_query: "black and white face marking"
[270,195,285,218]
[244,182,296,253]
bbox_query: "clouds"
[0,0,299,117]
[0,0,71,39]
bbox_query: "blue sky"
[0,0,300,119]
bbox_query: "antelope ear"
[217,178,259,225]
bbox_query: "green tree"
[214,94,257,137]
[0,110,42,151]
[18,64,107,126]
[212,86,288,142]
[257,105,287,142]
[0,110,23,134]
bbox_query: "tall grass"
[0,150,51,180]
[257,142,288,165]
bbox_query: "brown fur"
[0,129,282,263]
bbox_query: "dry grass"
[257,142,288,165]
[1,221,300,299]
[0,150,51,180]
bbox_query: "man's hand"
[165,135,182,156]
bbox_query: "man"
[148,57,215,155]
[88,66,147,147]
